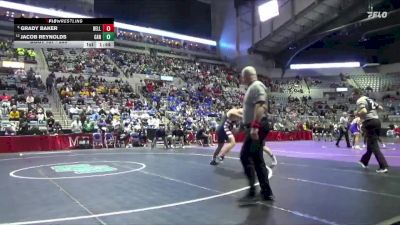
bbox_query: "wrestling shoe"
[216,155,224,163]
[209,159,218,166]
[260,191,275,202]
[358,161,368,169]
[376,168,388,173]
[238,190,257,205]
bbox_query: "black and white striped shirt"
[223,118,234,136]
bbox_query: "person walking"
[238,66,274,204]
[353,88,389,173]
[336,112,351,148]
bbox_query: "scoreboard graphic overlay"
[13,18,114,49]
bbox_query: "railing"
[388,115,400,122]
[51,85,68,127]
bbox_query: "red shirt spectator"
[146,82,154,92]
[297,123,304,131]
[0,93,11,101]
[395,127,400,135]
[126,100,134,108]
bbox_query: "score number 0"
[103,24,114,32]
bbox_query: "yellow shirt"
[9,111,20,119]
[80,90,90,96]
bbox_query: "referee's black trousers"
[336,127,351,147]
[240,119,273,196]
[360,119,388,169]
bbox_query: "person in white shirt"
[86,105,93,114]
[70,118,82,133]
[153,117,160,129]
[112,118,120,128]
[26,95,34,105]
[110,106,119,115]
[4,123,16,136]
[69,105,79,119]
[37,113,45,123]
[335,112,351,148]
[26,94,34,110]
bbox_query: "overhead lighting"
[290,62,361,69]
[362,63,380,67]
[258,0,279,22]
[0,0,217,46]
[116,22,217,46]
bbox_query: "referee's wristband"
[251,120,261,129]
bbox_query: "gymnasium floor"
[0,141,399,225]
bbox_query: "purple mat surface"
[206,140,400,167]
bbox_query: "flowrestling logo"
[367,11,388,19]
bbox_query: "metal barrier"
[51,85,68,127]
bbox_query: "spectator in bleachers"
[37,110,45,123]
[4,123,17,136]
[42,95,49,104]
[47,115,55,133]
[83,119,95,133]
[70,117,82,133]
[68,105,80,119]
[26,110,36,121]
[9,106,20,121]
[53,122,63,134]
[0,92,11,101]
[26,93,34,110]
[46,75,54,93]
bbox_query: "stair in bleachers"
[34,49,72,129]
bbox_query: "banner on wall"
[0,131,312,153]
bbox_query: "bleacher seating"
[44,49,120,77]
[352,74,382,92]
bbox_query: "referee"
[238,66,274,203]
[353,88,388,173]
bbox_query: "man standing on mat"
[238,66,274,203]
[336,112,351,148]
[353,88,389,173]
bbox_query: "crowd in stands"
[0,68,56,135]
[0,40,36,63]
[0,42,399,144]
[109,49,239,86]
[44,49,120,77]
[272,77,306,94]
[110,49,244,118]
